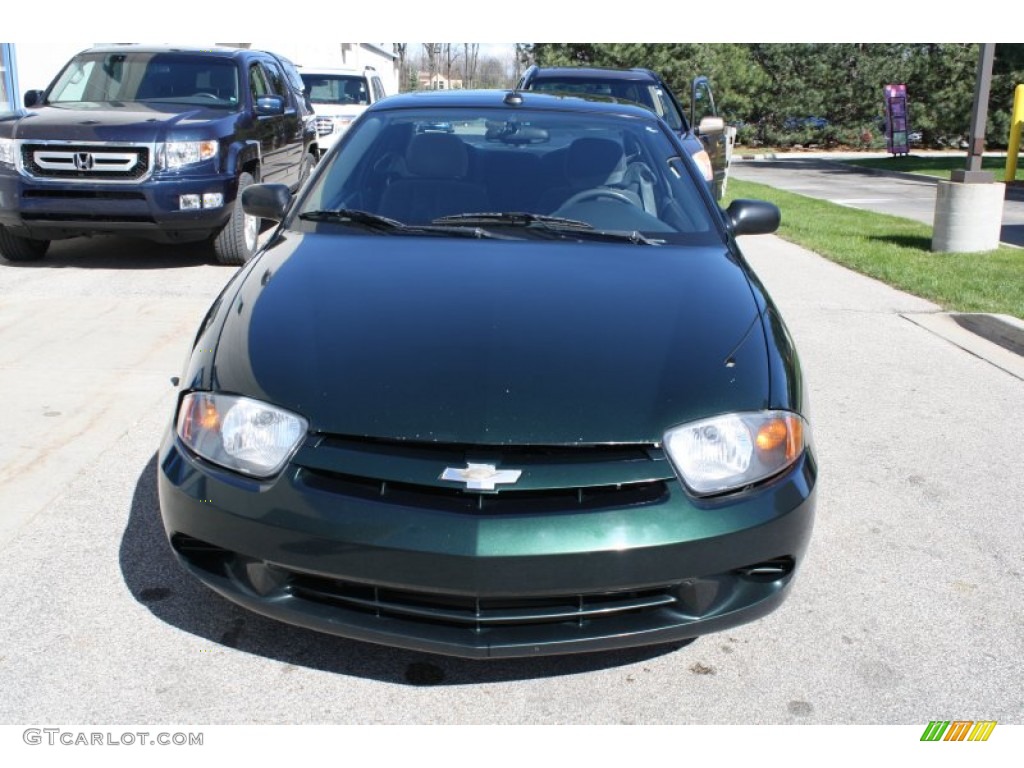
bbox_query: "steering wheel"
[559,187,639,209]
[192,92,220,100]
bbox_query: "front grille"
[314,117,334,136]
[300,469,668,513]
[290,575,678,628]
[23,189,147,201]
[21,142,151,181]
[292,435,675,514]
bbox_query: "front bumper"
[0,169,237,243]
[157,431,816,658]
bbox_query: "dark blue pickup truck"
[0,45,318,264]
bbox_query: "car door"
[249,57,301,186]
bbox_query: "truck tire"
[213,172,260,265]
[0,227,50,262]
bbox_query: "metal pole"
[953,43,995,183]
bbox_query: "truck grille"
[21,142,151,181]
[314,117,334,136]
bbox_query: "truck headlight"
[0,137,16,168]
[159,140,218,170]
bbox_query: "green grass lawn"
[725,178,1024,319]
[843,154,1024,182]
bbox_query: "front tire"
[0,227,50,262]
[213,172,260,266]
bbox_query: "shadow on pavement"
[2,235,226,270]
[120,453,689,687]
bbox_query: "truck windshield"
[529,77,684,132]
[48,52,239,108]
[299,74,370,106]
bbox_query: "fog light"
[179,194,201,210]
[203,192,224,209]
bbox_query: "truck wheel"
[0,227,50,262]
[213,172,260,265]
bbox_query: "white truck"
[298,66,389,157]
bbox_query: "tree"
[393,43,407,93]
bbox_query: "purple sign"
[884,83,910,156]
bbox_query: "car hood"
[212,232,770,445]
[6,103,236,142]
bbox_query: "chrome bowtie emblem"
[73,152,94,171]
[440,463,522,491]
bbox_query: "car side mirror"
[242,183,292,221]
[255,95,285,116]
[23,90,45,108]
[726,199,780,236]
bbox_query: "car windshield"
[47,52,240,108]
[300,74,370,106]
[529,77,684,132]
[295,105,719,245]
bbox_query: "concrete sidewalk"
[728,153,1024,373]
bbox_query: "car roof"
[369,88,663,120]
[74,45,270,62]
[526,66,662,82]
[297,66,371,76]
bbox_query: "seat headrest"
[405,133,469,179]
[566,137,626,187]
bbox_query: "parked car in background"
[783,116,829,130]
[0,45,319,265]
[517,65,731,199]
[298,66,388,157]
[158,88,817,659]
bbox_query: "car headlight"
[159,140,219,170]
[176,392,308,478]
[0,137,16,168]
[664,411,808,496]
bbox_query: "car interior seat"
[536,136,640,213]
[377,132,491,224]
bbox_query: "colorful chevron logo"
[920,721,997,742]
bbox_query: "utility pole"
[954,43,996,182]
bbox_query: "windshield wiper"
[431,212,658,245]
[299,208,509,239]
[433,212,594,230]
[299,208,408,231]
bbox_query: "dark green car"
[158,89,816,658]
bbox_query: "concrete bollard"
[931,179,1005,252]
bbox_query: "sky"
[2,3,983,44]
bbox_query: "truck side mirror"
[698,116,725,135]
[255,95,285,116]
[23,90,46,108]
